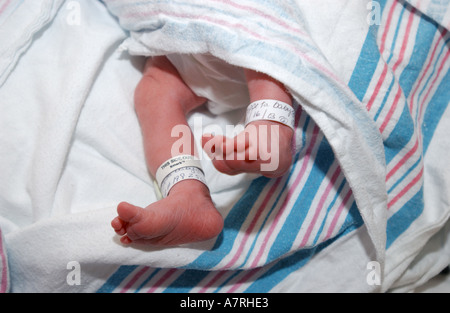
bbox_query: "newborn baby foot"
[202,120,294,178]
[111,181,223,245]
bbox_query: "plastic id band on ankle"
[155,155,207,198]
[245,100,295,131]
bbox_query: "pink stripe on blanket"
[147,268,177,293]
[409,29,448,113]
[0,0,11,15]
[120,266,150,293]
[124,9,343,84]
[211,0,306,36]
[299,166,342,248]
[250,125,321,268]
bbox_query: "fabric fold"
[0,0,64,86]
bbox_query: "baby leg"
[111,56,223,245]
[202,70,294,178]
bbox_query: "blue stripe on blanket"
[110,0,319,55]
[183,177,271,270]
[386,189,424,249]
[147,1,300,35]
[153,202,362,293]
[354,0,449,247]
[415,0,450,26]
[348,0,388,101]
[387,10,448,245]
[244,210,362,293]
[422,69,450,153]
[400,18,439,97]
[97,265,138,293]
[348,36,381,102]
[183,113,341,271]
[0,0,24,25]
[266,137,335,261]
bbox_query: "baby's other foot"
[111,181,223,246]
[201,120,293,178]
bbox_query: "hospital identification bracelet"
[245,100,295,131]
[155,155,207,198]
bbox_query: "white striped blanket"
[96,0,449,292]
[0,0,449,292]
